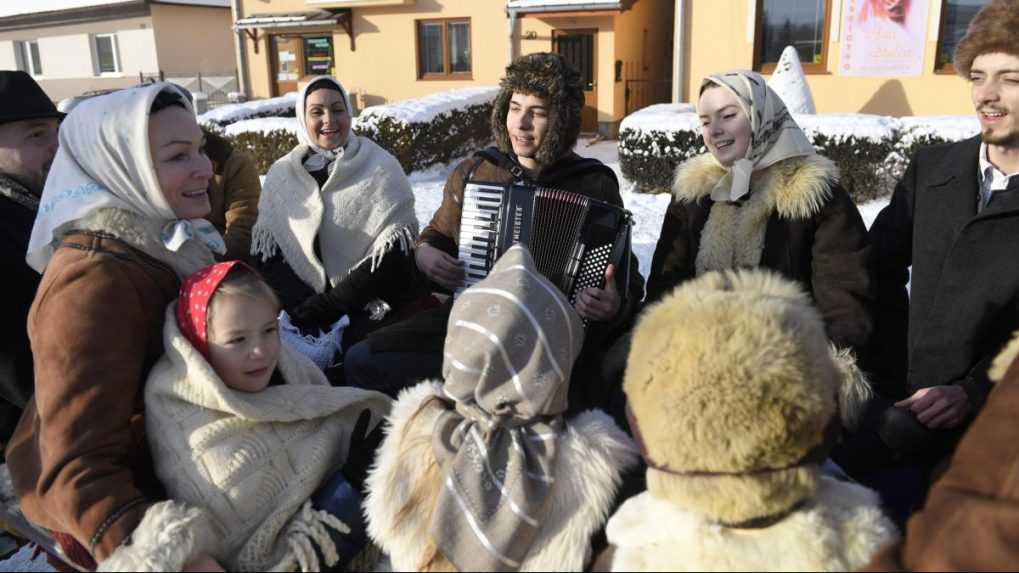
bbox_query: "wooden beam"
[338,9,355,51]
[519,10,621,18]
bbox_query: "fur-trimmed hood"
[491,52,585,166]
[600,478,898,572]
[673,153,839,220]
[364,381,640,572]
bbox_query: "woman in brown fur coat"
[646,71,876,400]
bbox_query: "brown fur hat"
[491,52,585,166]
[624,269,838,526]
[954,0,1019,77]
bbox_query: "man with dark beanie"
[344,53,644,423]
[837,0,1019,525]
[0,71,62,447]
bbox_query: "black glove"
[290,289,348,334]
[342,408,386,493]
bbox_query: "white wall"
[38,35,94,79]
[118,28,159,75]
[0,41,17,70]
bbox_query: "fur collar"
[991,331,1019,383]
[68,207,215,278]
[604,477,898,572]
[365,381,640,572]
[673,154,839,220]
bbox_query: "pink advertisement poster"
[840,0,931,77]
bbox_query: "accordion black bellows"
[457,182,633,304]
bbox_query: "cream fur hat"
[624,269,838,526]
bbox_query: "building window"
[417,19,472,80]
[92,34,121,75]
[754,0,832,74]
[936,0,991,73]
[14,41,43,76]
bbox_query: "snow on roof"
[0,0,228,19]
[358,86,499,127]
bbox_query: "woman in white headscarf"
[252,77,423,359]
[644,70,876,428]
[7,84,225,570]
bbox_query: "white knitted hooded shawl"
[145,304,391,571]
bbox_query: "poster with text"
[840,0,930,77]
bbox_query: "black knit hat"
[0,71,65,125]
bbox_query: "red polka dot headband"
[176,261,252,356]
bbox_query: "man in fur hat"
[844,0,1019,519]
[344,52,644,423]
[0,71,62,448]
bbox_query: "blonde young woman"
[646,71,876,423]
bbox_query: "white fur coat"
[601,477,898,572]
[364,381,640,572]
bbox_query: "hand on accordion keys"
[575,264,622,323]
[416,243,466,291]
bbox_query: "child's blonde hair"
[207,265,281,330]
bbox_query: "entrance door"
[272,36,304,96]
[553,30,598,133]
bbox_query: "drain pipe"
[508,8,518,64]
[673,0,686,102]
[231,0,250,98]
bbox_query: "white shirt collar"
[980,142,1019,190]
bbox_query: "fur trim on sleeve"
[990,331,1019,383]
[97,501,218,572]
[829,345,874,430]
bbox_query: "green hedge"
[220,100,494,175]
[355,102,494,173]
[620,123,960,203]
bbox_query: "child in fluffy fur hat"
[596,269,898,572]
[364,245,640,572]
[106,261,391,572]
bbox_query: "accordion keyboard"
[458,183,505,291]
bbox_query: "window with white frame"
[14,41,43,76]
[92,34,121,75]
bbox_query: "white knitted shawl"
[251,135,418,294]
[145,304,391,572]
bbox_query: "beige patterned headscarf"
[430,245,585,572]
[701,71,816,203]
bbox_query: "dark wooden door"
[553,30,598,133]
[272,36,304,96]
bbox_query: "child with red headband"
[133,261,390,572]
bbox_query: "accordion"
[457,181,633,304]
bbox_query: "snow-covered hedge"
[355,87,499,173]
[218,87,499,174]
[620,105,980,202]
[199,93,298,127]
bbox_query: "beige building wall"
[239,0,508,102]
[151,3,236,75]
[517,14,616,124]
[0,16,159,100]
[679,0,973,116]
[0,41,17,70]
[613,0,674,119]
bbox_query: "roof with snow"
[0,0,228,20]
[507,0,634,13]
